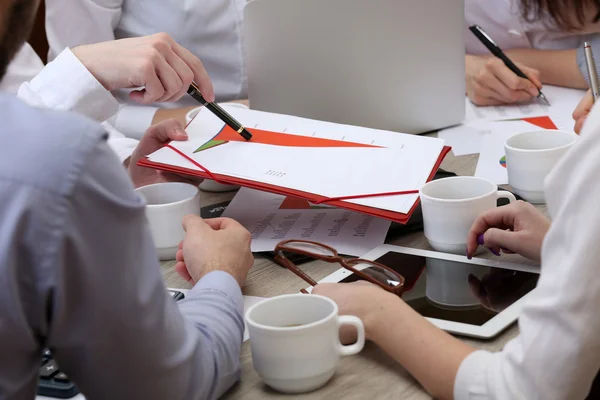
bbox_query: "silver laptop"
[244,0,465,134]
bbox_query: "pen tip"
[538,92,550,106]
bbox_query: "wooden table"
[161,151,543,400]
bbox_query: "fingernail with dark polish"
[466,249,472,260]
[477,234,485,245]
[490,248,501,256]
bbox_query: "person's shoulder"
[0,94,108,195]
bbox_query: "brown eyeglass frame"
[274,239,405,296]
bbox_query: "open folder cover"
[139,107,451,224]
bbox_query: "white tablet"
[305,245,540,339]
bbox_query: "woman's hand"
[466,201,550,262]
[466,55,542,106]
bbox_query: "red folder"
[138,145,451,224]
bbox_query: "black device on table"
[37,289,185,399]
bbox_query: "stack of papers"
[438,85,585,184]
[141,106,449,223]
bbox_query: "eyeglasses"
[274,240,405,296]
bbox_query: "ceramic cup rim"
[135,182,199,209]
[419,176,497,204]
[245,294,338,333]
[504,129,578,154]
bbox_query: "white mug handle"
[337,315,365,356]
[497,190,516,205]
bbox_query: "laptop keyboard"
[37,289,185,399]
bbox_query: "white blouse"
[465,0,591,54]
[455,100,600,398]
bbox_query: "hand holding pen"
[466,25,548,106]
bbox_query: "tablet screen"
[340,251,538,326]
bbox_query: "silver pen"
[584,42,600,103]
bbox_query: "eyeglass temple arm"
[275,255,319,286]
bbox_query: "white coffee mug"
[135,182,200,260]
[245,294,365,394]
[425,258,488,308]
[420,176,516,254]
[505,130,577,204]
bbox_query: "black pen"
[469,25,550,106]
[187,82,252,140]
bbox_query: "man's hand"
[573,89,593,134]
[466,201,550,261]
[175,216,254,287]
[127,119,201,188]
[466,55,542,106]
[71,33,214,104]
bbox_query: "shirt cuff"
[113,104,160,139]
[454,350,494,399]
[26,48,119,122]
[190,271,244,312]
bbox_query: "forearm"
[366,292,474,400]
[505,48,587,88]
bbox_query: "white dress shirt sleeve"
[18,48,119,122]
[46,0,159,138]
[454,102,600,399]
[14,46,137,163]
[53,137,244,399]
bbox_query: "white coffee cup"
[425,258,488,308]
[420,176,516,254]
[135,182,200,260]
[504,130,577,204]
[245,294,365,394]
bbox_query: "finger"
[162,50,195,102]
[176,248,184,263]
[175,261,194,283]
[518,63,542,89]
[153,55,183,103]
[469,81,512,105]
[484,67,536,102]
[172,42,215,102]
[203,217,243,231]
[488,60,539,97]
[573,90,593,120]
[467,205,519,256]
[574,116,587,134]
[182,214,209,233]
[130,67,165,104]
[481,228,521,254]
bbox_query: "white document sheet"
[465,85,585,122]
[438,124,491,156]
[147,107,446,215]
[441,95,579,157]
[222,188,391,256]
